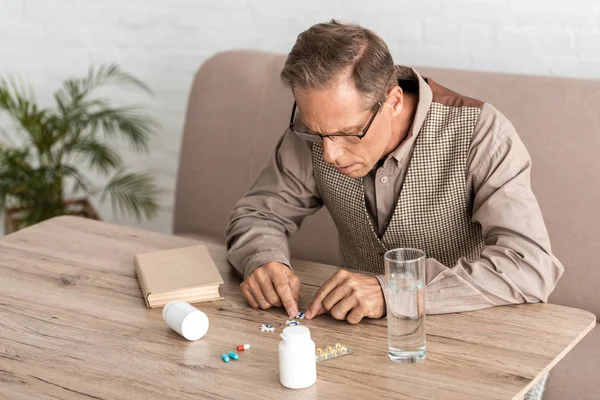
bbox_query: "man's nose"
[322,139,343,165]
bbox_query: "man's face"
[294,78,394,178]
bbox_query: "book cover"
[134,244,224,308]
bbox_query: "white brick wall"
[1,0,600,235]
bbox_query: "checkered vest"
[312,101,485,274]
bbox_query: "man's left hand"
[304,270,385,324]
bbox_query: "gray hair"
[281,19,396,109]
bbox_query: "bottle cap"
[181,310,209,340]
[280,325,310,342]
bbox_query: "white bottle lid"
[280,325,311,342]
[162,301,209,341]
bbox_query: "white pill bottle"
[162,301,209,341]
[278,325,317,389]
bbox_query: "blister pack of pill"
[315,343,353,362]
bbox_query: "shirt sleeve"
[226,130,323,279]
[417,103,565,314]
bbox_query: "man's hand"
[240,261,300,318]
[305,270,385,324]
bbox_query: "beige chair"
[174,50,599,399]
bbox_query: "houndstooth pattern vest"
[312,100,485,274]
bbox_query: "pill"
[315,343,353,363]
[222,353,230,363]
[228,352,239,360]
[237,344,251,351]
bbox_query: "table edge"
[513,316,597,400]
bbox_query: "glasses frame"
[289,100,382,142]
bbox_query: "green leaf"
[85,64,153,95]
[67,138,123,175]
[0,151,65,226]
[57,164,93,195]
[54,65,146,113]
[50,64,155,152]
[0,78,45,149]
[100,170,160,221]
[86,106,154,152]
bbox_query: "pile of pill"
[315,343,353,362]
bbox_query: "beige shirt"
[226,70,564,314]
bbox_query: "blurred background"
[1,0,599,235]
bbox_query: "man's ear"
[387,86,404,117]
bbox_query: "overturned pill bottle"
[162,301,209,341]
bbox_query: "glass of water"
[384,248,426,364]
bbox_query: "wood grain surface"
[0,216,595,400]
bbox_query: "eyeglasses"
[289,100,382,145]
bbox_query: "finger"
[306,271,348,319]
[240,282,259,309]
[289,273,301,305]
[329,295,357,321]
[256,272,282,307]
[272,266,298,317]
[247,278,271,309]
[346,305,366,325]
[312,305,327,317]
[322,284,352,312]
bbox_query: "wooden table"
[0,216,595,400]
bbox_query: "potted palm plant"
[0,64,160,234]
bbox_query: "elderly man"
[226,20,563,326]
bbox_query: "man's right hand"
[240,261,300,318]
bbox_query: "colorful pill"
[228,352,239,360]
[237,344,251,351]
[222,353,230,363]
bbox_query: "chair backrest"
[174,50,600,317]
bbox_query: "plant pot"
[4,198,101,235]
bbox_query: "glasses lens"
[338,135,362,145]
[293,130,323,143]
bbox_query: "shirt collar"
[387,67,433,163]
